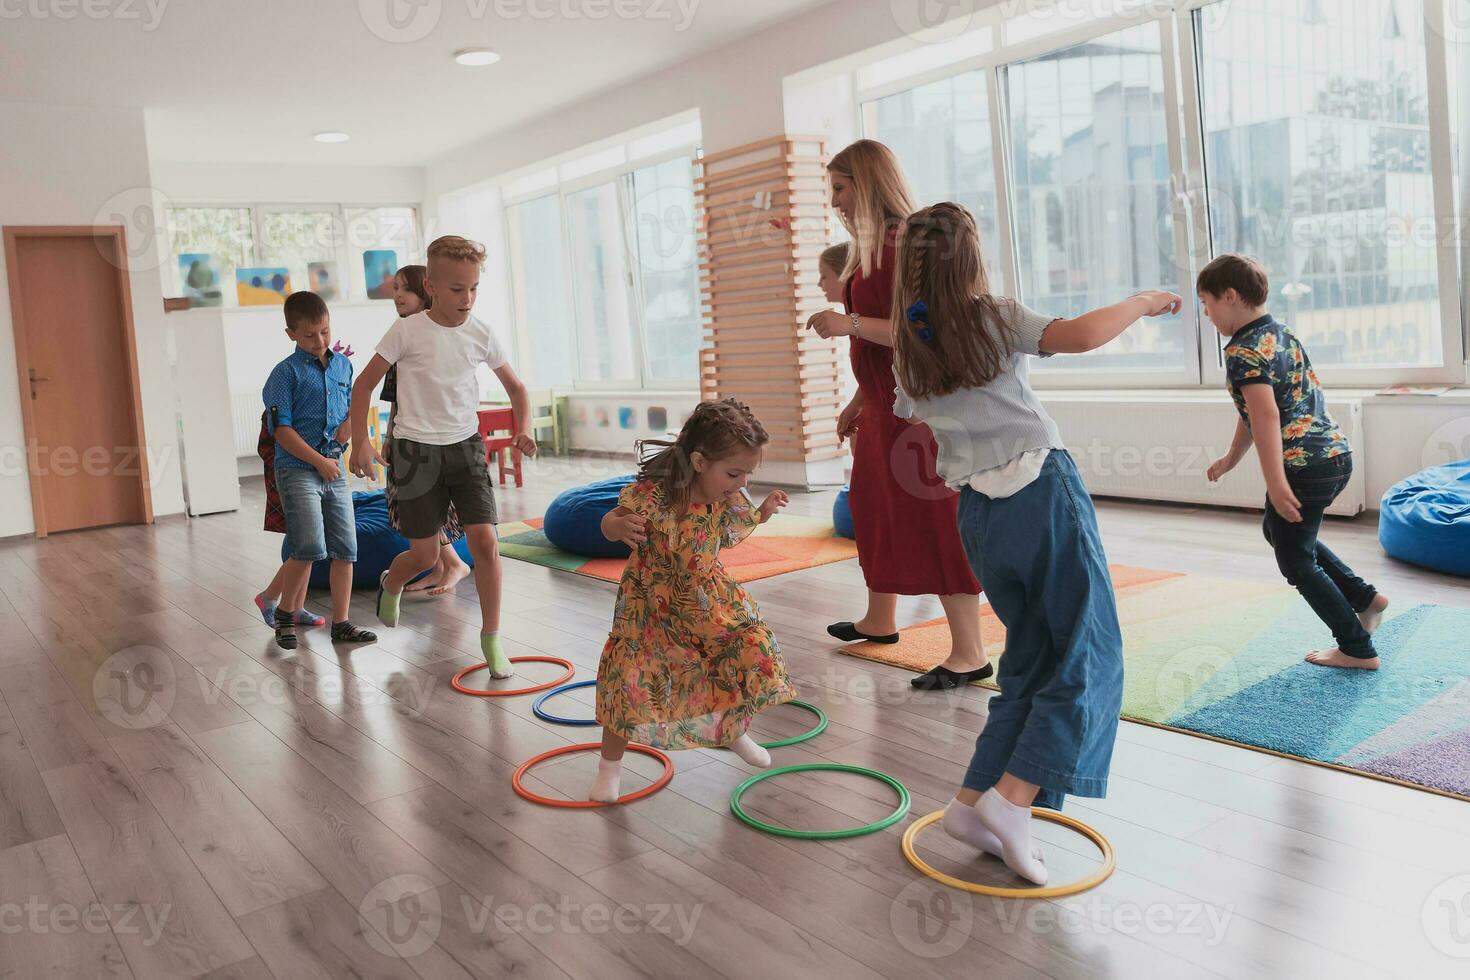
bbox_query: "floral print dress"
[595,480,796,749]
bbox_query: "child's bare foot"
[1305,648,1380,670]
[427,562,470,597]
[590,758,622,802]
[1358,594,1389,634]
[404,569,442,593]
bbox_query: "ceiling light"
[313,131,350,143]
[454,48,501,66]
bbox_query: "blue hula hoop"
[532,679,599,726]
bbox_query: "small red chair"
[477,406,523,488]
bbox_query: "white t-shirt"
[376,311,508,445]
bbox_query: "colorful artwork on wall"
[363,249,398,300]
[647,406,668,432]
[235,267,291,306]
[618,406,636,430]
[308,261,339,301]
[595,407,609,428]
[178,253,223,307]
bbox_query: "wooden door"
[4,227,153,535]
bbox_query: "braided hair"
[636,398,769,510]
[892,202,1016,400]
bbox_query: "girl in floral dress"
[590,399,797,802]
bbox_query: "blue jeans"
[955,451,1124,810]
[277,465,357,563]
[1262,454,1377,658]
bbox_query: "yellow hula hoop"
[901,809,1116,899]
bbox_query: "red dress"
[843,232,980,596]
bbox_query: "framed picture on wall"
[308,261,339,300]
[363,249,397,300]
[235,267,291,306]
[178,253,223,307]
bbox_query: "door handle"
[28,368,49,400]
[28,368,50,382]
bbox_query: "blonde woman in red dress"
[808,139,989,691]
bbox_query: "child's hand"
[608,513,649,548]
[316,457,342,482]
[349,441,384,480]
[514,432,538,457]
[1268,480,1303,523]
[836,401,861,443]
[1136,290,1183,317]
[1207,456,1235,482]
[759,490,789,522]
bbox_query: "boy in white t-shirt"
[349,236,535,678]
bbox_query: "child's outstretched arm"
[1208,418,1253,482]
[492,364,537,456]
[1040,290,1182,355]
[602,507,648,547]
[348,354,391,478]
[1240,385,1302,523]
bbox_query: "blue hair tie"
[905,300,935,345]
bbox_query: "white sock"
[975,788,1049,886]
[942,797,1044,862]
[590,758,622,803]
[728,733,771,768]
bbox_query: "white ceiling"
[0,0,832,166]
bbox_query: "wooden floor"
[1,453,1467,979]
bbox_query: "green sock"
[376,571,402,628]
[481,633,512,678]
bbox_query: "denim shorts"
[277,465,357,563]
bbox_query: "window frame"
[501,141,702,392]
[854,0,1469,389]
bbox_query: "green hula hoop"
[729,763,911,839]
[757,700,829,749]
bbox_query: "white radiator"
[232,390,262,457]
[1041,395,1366,516]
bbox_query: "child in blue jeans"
[891,202,1181,885]
[262,291,377,650]
[1200,253,1389,669]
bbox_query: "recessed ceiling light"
[454,48,501,66]
[313,131,350,143]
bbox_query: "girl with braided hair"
[807,139,988,691]
[589,398,797,802]
[893,201,1181,885]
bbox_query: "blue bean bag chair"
[283,490,473,590]
[1379,459,1470,577]
[544,474,637,559]
[833,485,855,539]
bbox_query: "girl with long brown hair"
[892,201,1180,884]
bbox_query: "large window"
[1198,0,1445,369]
[566,182,641,385]
[506,196,576,390]
[865,69,1004,278]
[629,156,702,382]
[857,0,1465,386]
[500,128,703,390]
[1007,22,1186,372]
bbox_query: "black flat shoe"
[827,622,900,644]
[910,663,995,690]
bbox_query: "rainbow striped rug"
[839,567,1470,802]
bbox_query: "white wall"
[149,160,425,207]
[424,0,930,201]
[0,101,186,538]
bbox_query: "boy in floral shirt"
[1200,254,1389,670]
